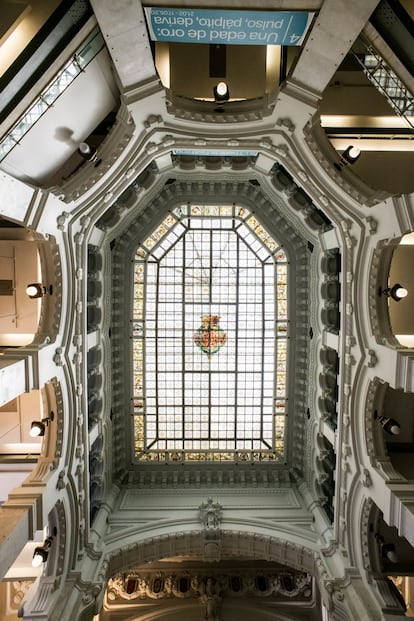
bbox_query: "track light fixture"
[213,81,230,102]
[26,283,53,298]
[30,411,55,438]
[379,283,408,302]
[32,537,53,567]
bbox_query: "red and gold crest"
[193,315,227,357]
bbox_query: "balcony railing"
[351,37,414,130]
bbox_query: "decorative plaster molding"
[199,498,222,532]
[276,117,296,133]
[57,211,70,231]
[110,179,310,479]
[106,568,313,603]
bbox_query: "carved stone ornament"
[53,347,64,366]
[199,577,222,621]
[106,569,313,604]
[199,498,222,531]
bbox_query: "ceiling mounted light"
[77,141,101,166]
[30,411,54,438]
[342,145,361,164]
[375,534,398,563]
[78,141,96,160]
[381,543,398,563]
[32,537,53,567]
[376,414,401,436]
[380,283,408,301]
[26,283,53,298]
[334,145,361,171]
[213,81,230,102]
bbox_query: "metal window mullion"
[260,261,266,445]
[234,231,240,451]
[273,261,279,451]
[208,228,213,441]
[155,260,160,447]
[181,230,187,453]
[141,260,147,450]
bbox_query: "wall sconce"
[380,283,408,302]
[375,412,400,435]
[30,411,54,438]
[32,536,53,567]
[213,81,230,102]
[26,283,53,298]
[334,145,361,171]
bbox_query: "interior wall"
[0,391,43,444]
[0,0,62,76]
[389,245,414,333]
[0,241,39,340]
[169,42,267,99]
[0,49,119,186]
[351,152,414,195]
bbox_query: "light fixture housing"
[26,283,53,298]
[375,413,401,435]
[29,411,55,438]
[381,543,398,563]
[342,145,361,164]
[78,141,98,162]
[380,283,408,302]
[334,145,361,171]
[213,81,230,102]
[31,537,53,567]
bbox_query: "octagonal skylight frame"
[132,203,289,463]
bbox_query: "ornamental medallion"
[194,315,227,357]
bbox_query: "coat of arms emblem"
[193,315,227,357]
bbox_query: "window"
[132,204,288,462]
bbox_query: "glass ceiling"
[132,204,288,462]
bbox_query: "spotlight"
[29,411,54,438]
[32,537,53,567]
[381,543,398,563]
[26,283,53,298]
[213,81,229,102]
[376,414,401,436]
[380,283,408,302]
[77,141,101,166]
[78,141,97,160]
[342,145,361,164]
[334,145,361,171]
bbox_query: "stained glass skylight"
[132,204,288,462]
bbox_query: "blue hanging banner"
[144,8,314,46]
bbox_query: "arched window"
[132,204,288,462]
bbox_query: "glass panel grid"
[133,205,288,462]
